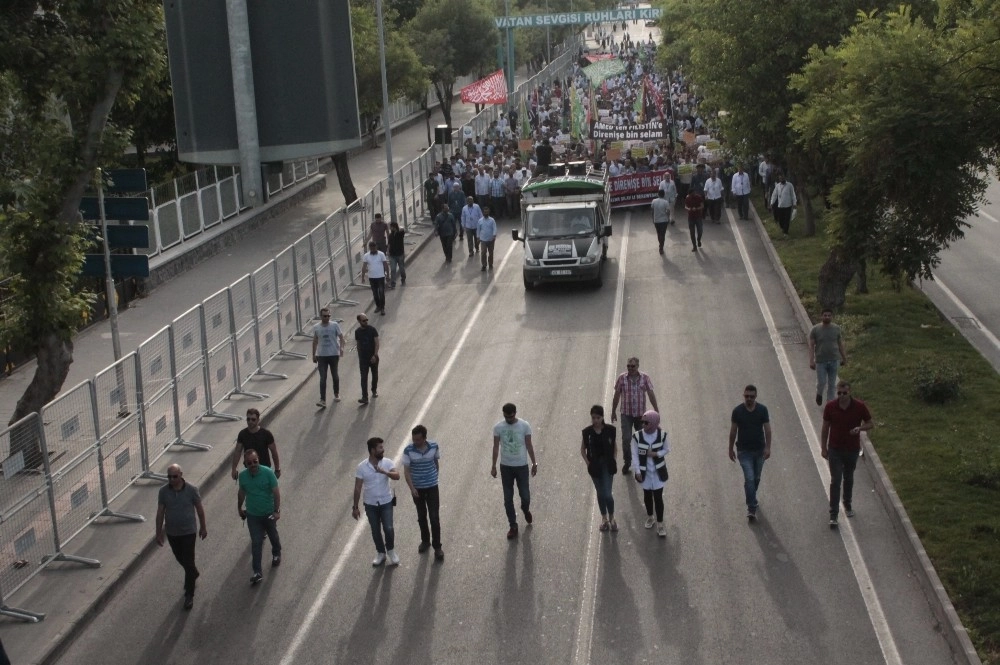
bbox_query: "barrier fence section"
[0,42,580,621]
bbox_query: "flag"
[460,70,508,105]
[520,95,530,138]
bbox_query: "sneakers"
[250,572,263,585]
[481,266,487,272]
[829,516,839,528]
[657,523,666,537]
[358,398,369,405]
[372,391,378,398]
[418,542,431,554]
[506,526,518,540]
[271,555,281,567]
[846,508,856,518]
[434,547,445,561]
[644,516,656,529]
[815,393,823,406]
[317,399,326,408]
[372,552,386,567]
[334,395,341,402]
[183,595,194,610]
[747,508,757,521]
[387,550,400,566]
[523,508,533,524]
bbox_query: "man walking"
[461,196,483,256]
[387,221,407,289]
[156,463,207,610]
[402,425,444,561]
[231,408,280,480]
[368,213,389,253]
[433,204,458,263]
[478,206,498,272]
[491,403,538,539]
[352,437,401,566]
[237,450,281,585]
[361,240,389,315]
[354,313,379,405]
[727,385,772,521]
[809,308,848,405]
[611,357,660,473]
[704,168,725,223]
[731,164,752,220]
[821,381,873,527]
[651,190,671,255]
[312,308,345,407]
[658,171,678,223]
[685,185,705,251]
[769,171,797,235]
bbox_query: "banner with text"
[592,119,667,141]
[494,8,661,28]
[610,169,668,209]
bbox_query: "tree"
[0,1,164,461]
[789,6,990,308]
[408,0,499,129]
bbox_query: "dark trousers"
[439,234,455,261]
[369,277,386,310]
[676,182,689,208]
[316,355,340,400]
[775,206,792,234]
[464,227,480,253]
[167,533,199,596]
[654,222,668,250]
[620,414,642,465]
[736,194,750,220]
[412,485,442,549]
[480,239,495,268]
[491,195,506,219]
[643,488,665,521]
[707,198,723,222]
[828,448,860,516]
[500,464,531,528]
[688,217,703,248]
[358,354,379,399]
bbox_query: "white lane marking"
[933,277,1000,353]
[727,210,903,665]
[975,207,998,224]
[279,239,520,665]
[572,211,632,665]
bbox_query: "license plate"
[551,269,572,276]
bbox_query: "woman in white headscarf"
[630,409,670,537]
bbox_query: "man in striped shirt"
[402,425,444,561]
[611,357,660,474]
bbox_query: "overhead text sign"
[494,8,661,29]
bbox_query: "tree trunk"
[856,257,869,294]
[802,183,816,237]
[817,247,857,310]
[9,334,74,468]
[333,153,358,204]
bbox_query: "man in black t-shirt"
[727,384,771,520]
[231,408,281,479]
[355,314,380,405]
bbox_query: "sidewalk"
[0,92,488,665]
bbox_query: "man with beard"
[353,437,401,566]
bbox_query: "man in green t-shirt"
[809,308,848,405]
[238,450,281,585]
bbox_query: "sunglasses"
[167,474,180,479]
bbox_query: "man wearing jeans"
[353,437,400,566]
[237,450,281,585]
[361,241,389,315]
[491,403,537,540]
[728,385,772,521]
[402,425,444,561]
[611,357,660,473]
[821,380,873,527]
[312,308,345,407]
[809,308,848,405]
[156,463,207,610]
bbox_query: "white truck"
[511,162,612,290]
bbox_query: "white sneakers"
[372,552,386,567]
[644,516,656,529]
[657,523,666,537]
[387,550,400,566]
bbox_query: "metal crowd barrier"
[0,42,580,621]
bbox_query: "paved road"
[52,207,959,665]
[918,174,1000,372]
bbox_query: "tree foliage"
[0,0,164,435]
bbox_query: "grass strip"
[754,194,1000,664]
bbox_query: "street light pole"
[375,0,398,227]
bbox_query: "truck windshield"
[525,209,595,238]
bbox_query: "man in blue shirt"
[402,425,444,561]
[477,207,498,272]
[727,384,772,521]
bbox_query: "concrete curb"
[747,202,983,665]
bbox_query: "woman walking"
[581,405,618,532]
[630,410,670,537]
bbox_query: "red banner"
[610,169,670,209]
[460,70,508,105]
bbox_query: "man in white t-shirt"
[361,241,389,316]
[490,403,538,540]
[311,308,345,407]
[352,437,401,566]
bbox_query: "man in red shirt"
[684,186,705,252]
[820,380,873,527]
